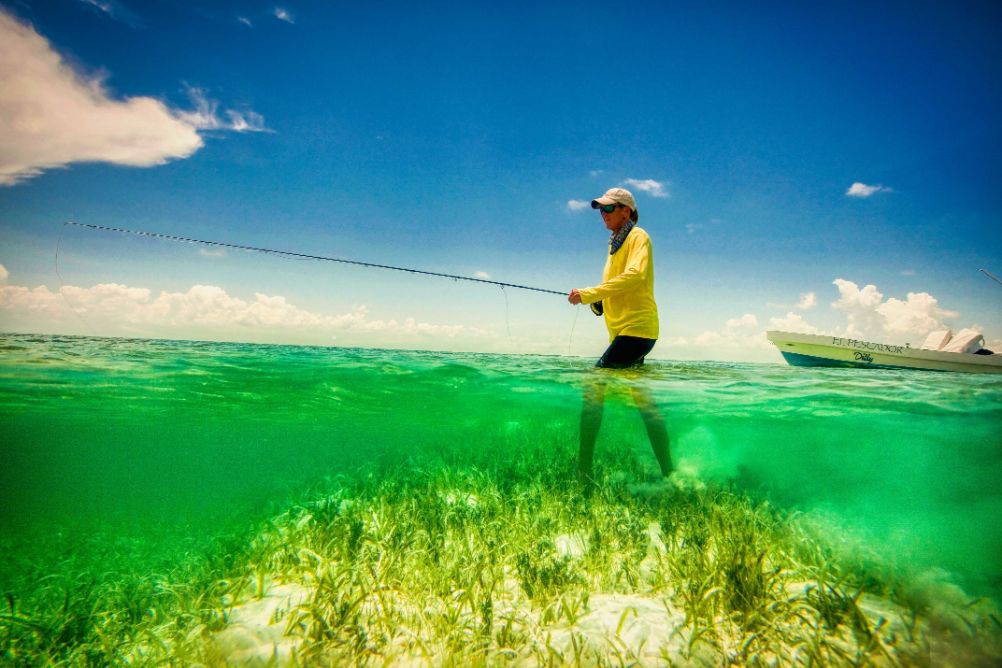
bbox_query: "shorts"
[596,336,657,369]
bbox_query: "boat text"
[854,352,874,363]
[831,337,904,354]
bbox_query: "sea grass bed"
[3,440,999,666]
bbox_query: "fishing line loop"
[499,285,512,346]
[567,305,580,356]
[55,222,94,334]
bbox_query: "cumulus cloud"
[846,182,892,198]
[274,7,294,23]
[876,292,959,335]
[831,278,884,336]
[768,291,817,311]
[474,271,490,279]
[0,10,266,186]
[693,313,768,349]
[0,264,8,283]
[796,292,817,310]
[768,312,819,335]
[0,281,487,344]
[669,279,973,363]
[175,86,269,133]
[566,199,590,212]
[726,313,758,328]
[623,178,669,198]
[831,278,958,339]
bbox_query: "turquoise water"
[2,333,1001,603]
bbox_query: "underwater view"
[2,332,1001,665]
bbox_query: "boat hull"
[767,331,1002,374]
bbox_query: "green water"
[2,333,1001,603]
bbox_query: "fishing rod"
[63,221,566,296]
[981,268,1002,286]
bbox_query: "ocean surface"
[2,333,1001,604]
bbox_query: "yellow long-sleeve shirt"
[577,226,659,341]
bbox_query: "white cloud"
[198,248,226,258]
[274,7,294,23]
[832,279,884,310]
[668,279,973,363]
[0,281,488,344]
[623,178,669,198]
[876,292,958,335]
[831,278,884,336]
[0,10,267,186]
[901,269,916,276]
[175,86,269,133]
[726,313,758,329]
[0,264,7,283]
[796,292,817,310]
[846,182,892,198]
[237,16,253,27]
[0,10,202,185]
[474,271,490,279]
[768,312,819,334]
[685,223,702,235]
[767,291,817,311]
[566,199,589,211]
[831,278,958,339]
[693,313,767,349]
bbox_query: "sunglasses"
[598,204,622,213]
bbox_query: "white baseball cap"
[591,187,639,222]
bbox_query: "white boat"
[766,330,1002,374]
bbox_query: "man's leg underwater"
[579,375,606,482]
[630,384,673,477]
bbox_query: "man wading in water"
[568,187,673,487]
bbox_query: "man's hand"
[568,289,583,305]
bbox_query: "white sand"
[546,593,690,665]
[211,582,310,667]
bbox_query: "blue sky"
[1,0,1000,361]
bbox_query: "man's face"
[600,203,632,232]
